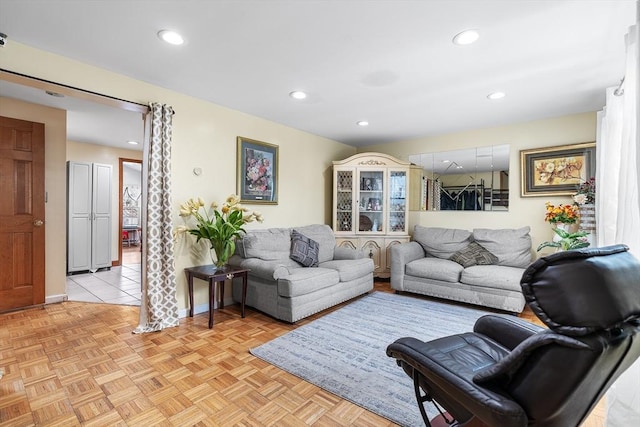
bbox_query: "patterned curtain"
[134,103,179,333]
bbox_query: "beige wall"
[0,97,67,301]
[66,141,143,262]
[362,112,597,253]
[1,41,597,311]
[1,41,356,310]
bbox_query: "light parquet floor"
[0,282,604,426]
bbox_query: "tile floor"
[66,248,142,306]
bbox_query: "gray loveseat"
[390,226,533,313]
[228,224,374,322]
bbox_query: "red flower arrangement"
[544,202,579,224]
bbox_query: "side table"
[184,265,249,328]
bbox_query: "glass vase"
[209,240,233,270]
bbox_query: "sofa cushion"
[294,224,336,263]
[277,268,340,297]
[240,228,291,261]
[406,258,463,283]
[449,242,499,268]
[319,258,373,282]
[473,227,532,268]
[460,265,525,292]
[413,226,473,259]
[290,230,320,267]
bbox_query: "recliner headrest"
[521,245,640,336]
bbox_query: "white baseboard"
[177,296,235,319]
[46,294,68,304]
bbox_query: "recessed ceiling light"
[356,121,369,127]
[487,91,506,100]
[452,29,479,45]
[157,30,184,45]
[289,91,307,99]
[45,90,64,98]
[127,140,139,145]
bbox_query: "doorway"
[120,158,143,267]
[0,71,148,307]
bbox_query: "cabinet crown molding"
[359,160,387,166]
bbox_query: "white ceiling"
[0,0,635,148]
[0,79,145,151]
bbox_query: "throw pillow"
[290,230,320,267]
[449,242,499,268]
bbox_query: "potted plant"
[175,194,263,269]
[537,227,590,252]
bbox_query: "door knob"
[33,219,44,227]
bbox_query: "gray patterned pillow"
[449,242,498,268]
[290,230,319,267]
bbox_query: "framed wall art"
[237,136,279,204]
[520,142,595,197]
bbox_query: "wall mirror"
[409,144,510,211]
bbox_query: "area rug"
[250,291,495,426]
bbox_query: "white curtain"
[597,12,640,427]
[134,103,179,333]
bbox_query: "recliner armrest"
[473,332,589,385]
[473,314,545,350]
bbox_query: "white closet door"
[67,162,92,272]
[67,161,113,273]
[91,163,112,270]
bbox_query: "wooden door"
[0,116,45,311]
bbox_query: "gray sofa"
[228,224,374,322]
[390,226,533,313]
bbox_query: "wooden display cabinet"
[333,153,411,278]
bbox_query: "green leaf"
[537,241,561,252]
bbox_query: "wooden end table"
[184,265,249,328]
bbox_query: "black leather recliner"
[386,245,640,427]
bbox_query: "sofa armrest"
[228,255,292,280]
[333,246,365,260]
[473,314,545,351]
[390,241,425,290]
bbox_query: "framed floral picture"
[237,136,278,204]
[520,142,595,197]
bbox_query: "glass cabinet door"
[336,170,354,232]
[388,170,407,233]
[357,170,384,233]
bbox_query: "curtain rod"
[0,68,161,114]
[614,76,625,96]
